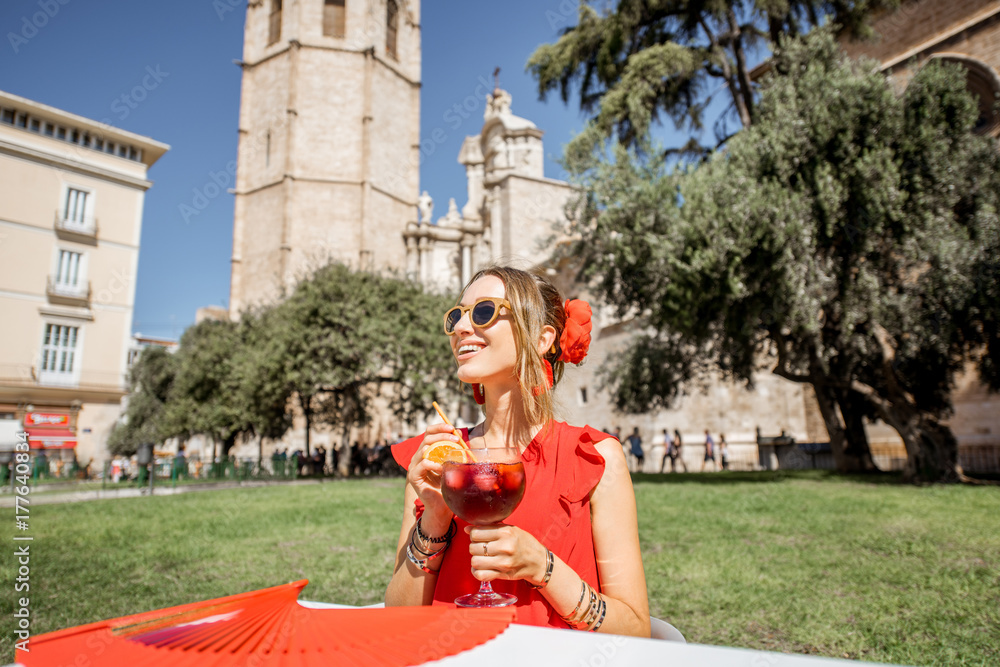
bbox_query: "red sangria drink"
[441,461,525,525]
[440,447,526,608]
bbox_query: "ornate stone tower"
[229,0,421,314]
[403,86,575,294]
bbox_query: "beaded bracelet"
[406,518,456,573]
[416,517,456,544]
[528,549,554,590]
[410,538,442,558]
[411,522,454,555]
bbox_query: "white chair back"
[650,616,686,642]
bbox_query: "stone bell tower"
[229,0,421,314]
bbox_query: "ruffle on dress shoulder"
[557,425,608,504]
[391,434,423,470]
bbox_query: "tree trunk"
[772,345,874,472]
[834,389,879,472]
[300,393,312,457]
[810,381,854,471]
[879,403,963,483]
[699,18,751,128]
[342,423,352,477]
[727,8,756,126]
[222,432,236,458]
[865,324,964,483]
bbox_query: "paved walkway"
[0,477,341,507]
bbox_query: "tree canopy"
[560,30,1000,482]
[111,264,458,463]
[529,0,898,157]
[107,345,177,456]
[166,319,251,453]
[268,263,458,454]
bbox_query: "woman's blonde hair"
[461,265,567,427]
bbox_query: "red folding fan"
[23,580,515,666]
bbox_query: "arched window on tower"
[268,0,283,46]
[386,0,398,60]
[323,0,346,38]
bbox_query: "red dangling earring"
[472,383,485,405]
[532,360,555,397]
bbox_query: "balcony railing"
[53,211,98,243]
[46,277,92,306]
[0,364,126,393]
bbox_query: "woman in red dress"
[384,266,650,637]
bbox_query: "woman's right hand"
[406,423,458,530]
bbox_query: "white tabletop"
[298,601,897,667]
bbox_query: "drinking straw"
[432,401,473,454]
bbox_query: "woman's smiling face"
[451,275,518,386]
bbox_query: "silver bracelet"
[561,581,589,625]
[528,549,554,590]
[589,598,607,632]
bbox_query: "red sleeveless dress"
[391,421,611,628]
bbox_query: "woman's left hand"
[466,524,546,584]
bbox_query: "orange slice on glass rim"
[423,441,471,464]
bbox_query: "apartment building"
[0,89,168,469]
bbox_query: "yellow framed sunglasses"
[443,297,511,335]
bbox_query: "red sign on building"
[24,412,70,427]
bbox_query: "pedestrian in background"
[628,427,644,472]
[719,434,730,471]
[701,430,717,472]
[660,429,676,473]
[173,444,188,480]
[673,429,688,472]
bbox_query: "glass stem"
[478,580,495,598]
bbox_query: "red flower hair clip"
[559,299,592,365]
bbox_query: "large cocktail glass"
[441,447,526,608]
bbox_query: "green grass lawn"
[2,472,997,665]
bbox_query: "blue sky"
[1,0,691,340]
